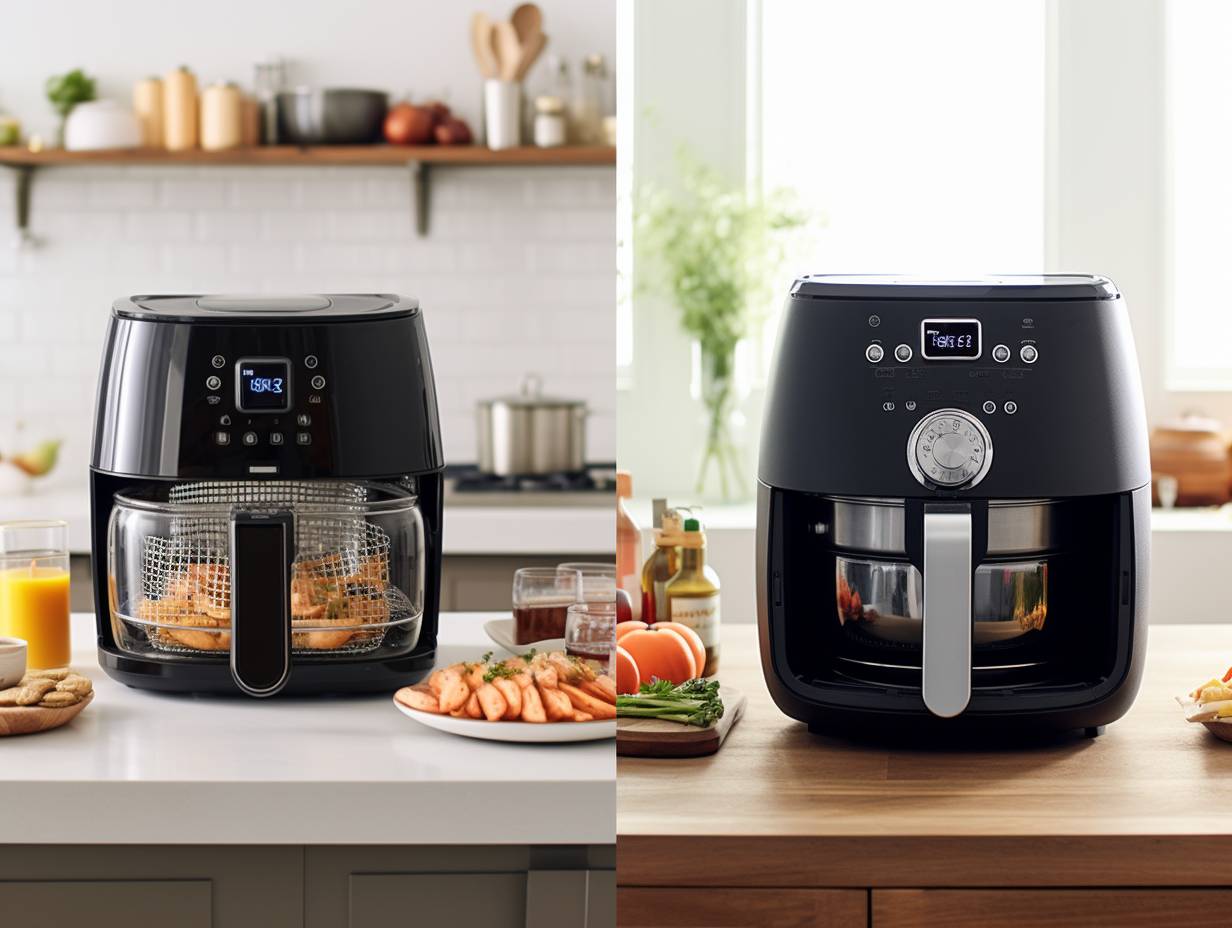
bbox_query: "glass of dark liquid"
[512,567,582,645]
[566,600,616,674]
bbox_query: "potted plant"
[636,150,805,500]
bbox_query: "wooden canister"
[240,94,261,147]
[132,77,164,148]
[200,82,242,151]
[163,66,198,150]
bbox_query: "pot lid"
[115,293,417,323]
[482,374,586,408]
[791,274,1119,301]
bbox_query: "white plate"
[483,618,565,655]
[394,697,615,743]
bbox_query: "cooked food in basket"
[395,651,617,723]
[136,552,402,653]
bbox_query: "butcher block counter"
[617,624,1232,928]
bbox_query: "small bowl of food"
[1176,666,1232,742]
[0,638,27,688]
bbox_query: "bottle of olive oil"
[665,518,720,676]
[640,508,683,621]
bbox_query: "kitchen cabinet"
[0,880,211,926]
[617,888,868,927]
[618,625,1232,924]
[871,890,1232,927]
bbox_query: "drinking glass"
[558,562,617,604]
[512,566,582,645]
[566,600,616,673]
[0,521,71,669]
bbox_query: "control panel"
[188,346,329,475]
[906,408,993,489]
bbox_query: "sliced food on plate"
[395,650,616,723]
[1179,665,1232,723]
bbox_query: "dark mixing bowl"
[277,88,389,144]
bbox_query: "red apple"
[384,102,434,145]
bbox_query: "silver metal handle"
[922,508,972,718]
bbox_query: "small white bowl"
[0,638,27,688]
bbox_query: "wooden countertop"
[617,623,1232,888]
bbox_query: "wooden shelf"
[0,145,615,240]
[0,144,614,167]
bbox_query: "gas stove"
[443,463,616,507]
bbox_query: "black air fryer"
[91,295,443,696]
[756,275,1150,736]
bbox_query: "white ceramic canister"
[484,80,521,151]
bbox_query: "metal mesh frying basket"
[132,480,419,655]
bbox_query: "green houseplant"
[636,150,805,499]
[45,69,96,147]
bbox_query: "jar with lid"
[572,54,610,145]
[533,95,567,148]
[200,82,243,151]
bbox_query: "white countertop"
[0,613,614,846]
[0,486,614,557]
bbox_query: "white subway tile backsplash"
[0,164,615,467]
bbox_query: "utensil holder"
[484,80,522,150]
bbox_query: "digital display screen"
[237,359,291,412]
[921,319,982,360]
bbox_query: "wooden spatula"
[492,20,523,82]
[470,12,499,80]
[514,30,548,82]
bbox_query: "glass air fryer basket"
[108,480,424,686]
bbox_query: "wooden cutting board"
[0,692,92,737]
[617,687,746,758]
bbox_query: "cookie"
[0,687,22,708]
[39,690,81,708]
[15,678,57,706]
[56,674,92,697]
[25,668,71,682]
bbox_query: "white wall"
[0,1,616,489]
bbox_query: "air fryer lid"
[791,274,1120,301]
[115,293,417,323]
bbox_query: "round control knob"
[992,344,1011,363]
[1020,344,1038,364]
[906,408,994,489]
[865,343,884,363]
[894,343,912,363]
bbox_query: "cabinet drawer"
[350,873,525,927]
[873,889,1232,927]
[618,888,868,928]
[0,880,210,926]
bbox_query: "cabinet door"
[0,880,210,926]
[873,889,1232,927]
[618,888,868,928]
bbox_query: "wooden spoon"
[470,12,499,80]
[510,3,544,46]
[514,30,549,82]
[493,20,523,82]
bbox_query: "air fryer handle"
[921,504,972,718]
[229,511,293,697]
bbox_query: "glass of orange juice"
[0,521,70,669]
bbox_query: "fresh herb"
[480,651,493,663]
[616,677,723,727]
[519,648,538,663]
[45,69,96,145]
[483,662,519,683]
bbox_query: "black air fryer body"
[756,276,1150,736]
[91,294,444,695]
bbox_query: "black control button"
[982,400,996,414]
[206,375,222,391]
[296,413,311,427]
[308,394,322,405]
[241,431,258,446]
[304,355,319,369]
[214,431,230,446]
[868,315,881,328]
[310,374,326,390]
[1004,401,1018,415]
[211,355,226,369]
[218,414,231,426]
[296,431,312,446]
[206,395,222,406]
[269,432,285,446]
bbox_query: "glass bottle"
[616,471,643,618]
[640,508,683,622]
[664,518,720,676]
[573,53,609,144]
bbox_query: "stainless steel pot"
[277,88,388,144]
[476,374,588,476]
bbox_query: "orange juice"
[0,565,70,668]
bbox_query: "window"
[757,1,1046,279]
[1168,0,1232,389]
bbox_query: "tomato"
[616,620,648,640]
[651,622,706,677]
[615,646,641,695]
[619,627,697,685]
